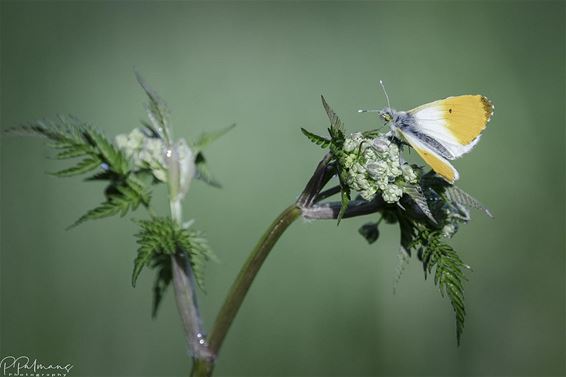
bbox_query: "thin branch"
[314,185,341,203]
[207,204,302,357]
[302,197,386,220]
[296,153,334,207]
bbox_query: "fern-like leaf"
[151,254,172,317]
[321,95,344,135]
[300,127,331,148]
[393,247,410,294]
[418,231,468,344]
[51,157,102,177]
[177,228,217,291]
[135,72,170,138]
[320,96,346,149]
[132,217,216,295]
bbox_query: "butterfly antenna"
[379,80,391,108]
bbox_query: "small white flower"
[401,164,418,184]
[382,184,403,203]
[343,138,358,153]
[340,132,417,204]
[372,137,389,153]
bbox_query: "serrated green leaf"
[321,95,343,134]
[398,214,415,256]
[415,231,467,345]
[193,123,236,151]
[55,147,89,160]
[132,243,155,287]
[300,128,331,148]
[177,228,217,291]
[151,254,172,317]
[131,218,216,301]
[68,197,127,229]
[135,72,170,138]
[393,247,411,294]
[51,157,102,177]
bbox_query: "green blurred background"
[1,1,564,376]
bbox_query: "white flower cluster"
[340,132,418,203]
[115,128,168,182]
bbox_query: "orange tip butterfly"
[359,81,494,183]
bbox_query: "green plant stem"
[191,204,302,376]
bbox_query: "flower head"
[338,133,417,204]
[115,128,168,182]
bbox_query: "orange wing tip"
[413,144,459,183]
[480,95,495,122]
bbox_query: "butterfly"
[360,82,494,183]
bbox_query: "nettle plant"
[10,77,491,377]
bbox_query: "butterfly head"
[378,108,395,123]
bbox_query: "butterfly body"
[376,95,494,183]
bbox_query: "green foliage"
[189,124,235,189]
[321,95,344,137]
[393,247,410,294]
[132,217,216,315]
[354,169,487,344]
[414,230,468,344]
[135,72,170,140]
[300,127,331,148]
[193,123,236,152]
[12,116,128,175]
[194,152,222,188]
[151,254,172,318]
[10,116,150,227]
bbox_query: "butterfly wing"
[408,95,494,159]
[397,128,459,183]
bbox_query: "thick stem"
[169,183,213,366]
[172,253,214,361]
[208,204,302,355]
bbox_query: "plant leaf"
[194,152,222,188]
[417,231,468,344]
[398,213,415,256]
[393,247,411,294]
[193,124,236,152]
[51,157,102,177]
[151,254,172,317]
[321,95,343,135]
[300,128,331,148]
[135,72,170,138]
[132,242,155,287]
